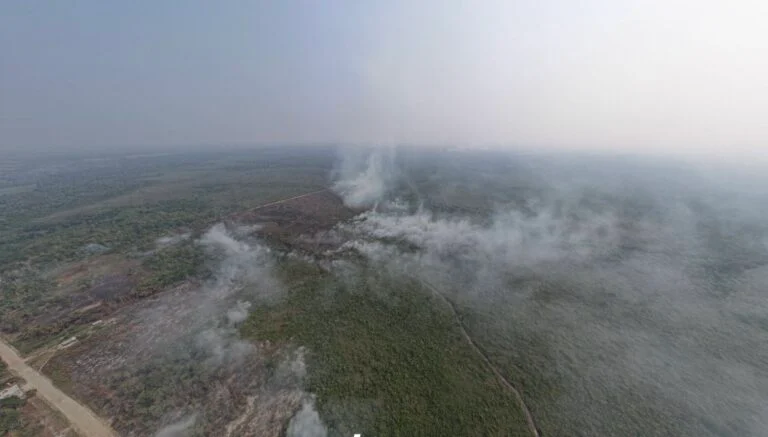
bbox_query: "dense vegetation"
[0,395,43,437]
[136,241,209,296]
[0,396,24,435]
[242,260,531,436]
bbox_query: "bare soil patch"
[232,189,358,252]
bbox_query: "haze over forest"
[1,1,768,437]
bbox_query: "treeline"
[0,198,218,273]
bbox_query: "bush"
[0,395,25,409]
[135,241,209,296]
[0,408,21,434]
[0,396,26,434]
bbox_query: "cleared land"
[0,339,117,437]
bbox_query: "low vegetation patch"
[135,241,209,297]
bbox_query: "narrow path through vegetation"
[420,280,542,437]
[249,189,329,211]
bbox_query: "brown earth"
[0,339,118,437]
[18,396,80,437]
[231,189,358,252]
[43,284,306,436]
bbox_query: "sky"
[1,0,766,159]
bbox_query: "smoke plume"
[154,415,197,437]
[331,148,768,436]
[332,147,396,208]
[286,399,328,437]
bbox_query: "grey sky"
[1,1,766,159]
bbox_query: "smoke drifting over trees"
[330,147,768,436]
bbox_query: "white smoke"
[344,205,619,269]
[195,327,255,367]
[191,226,328,435]
[199,223,281,301]
[154,415,197,437]
[189,225,282,365]
[200,223,258,258]
[226,300,252,325]
[332,147,396,208]
[330,153,768,436]
[275,348,328,437]
[286,398,328,437]
[129,223,280,365]
[155,233,191,248]
[277,346,308,381]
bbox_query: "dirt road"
[420,280,541,437]
[250,189,329,211]
[0,339,118,437]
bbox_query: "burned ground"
[0,149,339,436]
[2,255,142,355]
[43,279,308,437]
[232,189,358,253]
[38,191,357,437]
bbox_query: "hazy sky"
[1,1,766,158]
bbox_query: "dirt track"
[0,339,118,437]
[420,280,541,437]
[250,189,329,211]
